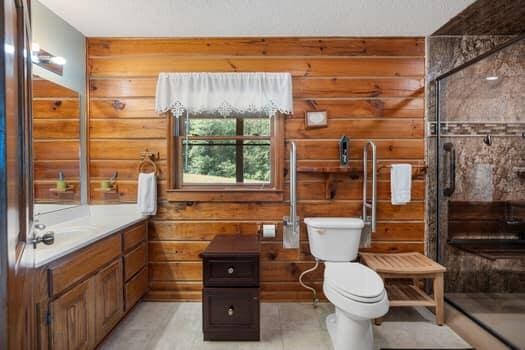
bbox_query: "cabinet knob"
[227,306,234,316]
[227,266,235,274]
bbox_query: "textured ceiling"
[434,0,525,35]
[37,0,475,37]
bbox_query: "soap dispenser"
[339,135,349,166]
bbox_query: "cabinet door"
[50,278,95,350]
[95,259,124,341]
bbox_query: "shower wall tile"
[444,247,525,293]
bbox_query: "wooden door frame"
[0,0,34,348]
[0,0,9,345]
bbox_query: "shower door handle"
[443,142,456,197]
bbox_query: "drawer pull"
[227,266,235,275]
[227,306,235,316]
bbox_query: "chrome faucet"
[30,223,55,249]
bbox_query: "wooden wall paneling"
[33,140,80,160]
[289,139,425,160]
[33,99,80,118]
[32,78,79,98]
[32,119,80,139]
[293,78,424,98]
[88,38,425,57]
[89,57,425,78]
[292,98,424,118]
[87,37,426,301]
[32,77,81,203]
[89,118,168,139]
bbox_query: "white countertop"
[34,204,147,267]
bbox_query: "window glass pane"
[182,140,271,184]
[186,117,235,137]
[184,115,270,137]
[244,140,271,183]
[244,118,271,136]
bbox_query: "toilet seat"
[324,262,385,303]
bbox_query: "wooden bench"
[359,252,446,325]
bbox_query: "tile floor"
[447,293,525,349]
[100,302,471,350]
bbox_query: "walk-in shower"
[435,35,525,349]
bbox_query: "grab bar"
[283,141,299,248]
[289,141,297,229]
[443,142,456,197]
[363,140,377,232]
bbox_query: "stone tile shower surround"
[426,35,517,261]
[426,36,525,293]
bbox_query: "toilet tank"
[304,217,364,262]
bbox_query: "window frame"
[166,112,285,202]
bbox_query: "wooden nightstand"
[200,235,260,341]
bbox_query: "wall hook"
[483,134,492,146]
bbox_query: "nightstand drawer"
[203,288,259,341]
[203,257,259,287]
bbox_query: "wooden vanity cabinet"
[50,278,96,350]
[37,219,148,350]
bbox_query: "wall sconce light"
[31,42,66,76]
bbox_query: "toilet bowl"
[304,217,389,350]
[324,262,389,350]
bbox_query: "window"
[168,112,284,201]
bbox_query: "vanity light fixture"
[485,76,499,81]
[50,56,66,65]
[31,45,65,75]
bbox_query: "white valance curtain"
[155,72,293,118]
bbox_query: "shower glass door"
[436,37,525,349]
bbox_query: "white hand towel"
[137,172,157,215]
[391,164,412,205]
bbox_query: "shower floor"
[447,293,525,349]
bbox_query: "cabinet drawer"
[125,266,148,311]
[203,288,259,341]
[204,257,259,287]
[124,242,147,281]
[49,234,122,297]
[123,221,147,252]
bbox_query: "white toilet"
[304,217,389,350]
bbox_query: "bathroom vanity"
[201,235,260,341]
[33,217,148,350]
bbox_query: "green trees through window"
[181,115,271,184]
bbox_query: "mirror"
[32,75,81,215]
[31,0,87,220]
[31,0,86,217]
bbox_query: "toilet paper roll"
[262,224,276,238]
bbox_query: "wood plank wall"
[33,77,81,203]
[87,37,426,301]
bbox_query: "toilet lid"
[324,262,385,302]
